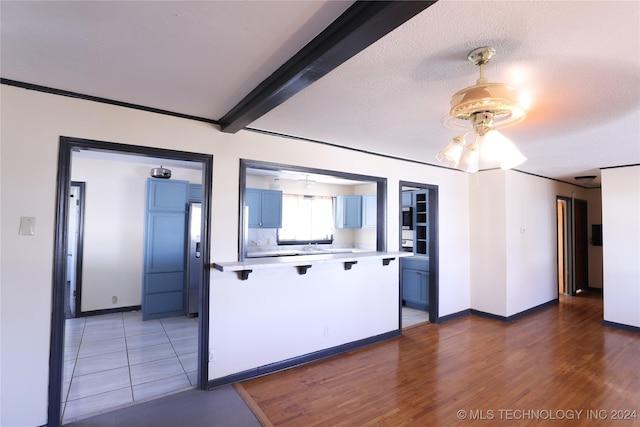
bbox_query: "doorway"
[399,181,439,327]
[49,137,213,427]
[556,196,588,296]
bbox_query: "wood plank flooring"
[239,292,640,426]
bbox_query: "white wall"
[469,169,601,317]
[469,171,507,315]
[0,85,470,426]
[71,156,201,311]
[601,166,640,328]
[505,171,560,316]
[210,257,398,378]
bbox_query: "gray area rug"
[65,385,262,427]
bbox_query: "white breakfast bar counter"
[212,251,413,280]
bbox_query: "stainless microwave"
[402,207,413,230]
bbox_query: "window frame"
[239,159,387,260]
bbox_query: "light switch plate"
[19,217,36,236]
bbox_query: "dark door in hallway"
[574,199,588,293]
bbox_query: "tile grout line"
[61,317,86,420]
[121,312,135,403]
[162,318,195,386]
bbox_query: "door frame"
[556,196,589,298]
[48,136,213,426]
[399,181,439,324]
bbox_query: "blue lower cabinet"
[401,258,429,310]
[144,291,185,318]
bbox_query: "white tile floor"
[62,311,198,424]
[402,306,430,328]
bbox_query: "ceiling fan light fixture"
[298,175,316,188]
[437,47,528,173]
[436,135,466,167]
[498,141,527,170]
[459,142,480,173]
[574,175,596,185]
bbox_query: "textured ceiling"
[2,1,639,185]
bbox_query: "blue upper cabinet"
[148,179,189,211]
[246,188,282,228]
[401,191,413,207]
[188,184,202,202]
[336,195,362,229]
[362,195,377,228]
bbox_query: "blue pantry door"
[143,179,188,320]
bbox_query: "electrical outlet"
[323,325,329,337]
[209,350,216,362]
[112,296,118,304]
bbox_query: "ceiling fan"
[437,47,528,173]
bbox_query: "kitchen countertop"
[212,251,413,280]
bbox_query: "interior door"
[574,199,588,293]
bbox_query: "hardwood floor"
[239,292,640,426]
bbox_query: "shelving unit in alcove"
[413,190,428,255]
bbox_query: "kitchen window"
[278,194,334,244]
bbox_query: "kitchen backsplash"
[246,228,375,254]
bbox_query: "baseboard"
[586,286,603,292]
[207,329,401,388]
[471,298,559,323]
[470,309,509,322]
[78,305,141,317]
[437,309,471,323]
[602,320,640,334]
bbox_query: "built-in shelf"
[212,251,411,280]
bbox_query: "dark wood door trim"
[399,181,439,324]
[48,137,213,426]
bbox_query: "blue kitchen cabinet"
[188,183,202,202]
[335,195,362,228]
[143,178,188,320]
[413,190,429,255]
[147,179,189,211]
[246,188,282,228]
[401,190,413,207]
[362,195,377,229]
[401,257,429,310]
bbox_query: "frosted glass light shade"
[479,129,511,161]
[436,136,465,167]
[499,140,527,169]
[459,144,479,173]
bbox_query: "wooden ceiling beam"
[219,1,437,133]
